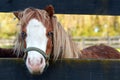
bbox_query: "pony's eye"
[21,31,27,39]
[47,31,53,37]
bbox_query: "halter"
[21,30,53,71]
[23,47,50,71]
[24,47,50,60]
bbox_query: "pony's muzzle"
[23,47,50,74]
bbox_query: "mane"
[52,17,81,60]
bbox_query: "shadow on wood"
[1,0,120,15]
[0,58,120,80]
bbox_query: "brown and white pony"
[1,5,118,74]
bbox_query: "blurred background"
[0,13,120,51]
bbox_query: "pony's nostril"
[28,58,32,65]
[40,58,43,64]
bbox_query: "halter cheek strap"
[24,47,50,71]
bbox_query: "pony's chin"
[27,66,45,75]
[29,70,44,75]
[26,61,46,75]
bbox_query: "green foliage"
[0,13,18,39]
[117,49,120,52]
[56,15,120,37]
[0,13,120,39]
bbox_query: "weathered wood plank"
[0,0,120,15]
[0,58,120,80]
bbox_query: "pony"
[0,5,119,74]
[81,44,120,59]
[0,48,17,58]
[13,5,81,74]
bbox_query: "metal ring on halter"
[24,47,50,70]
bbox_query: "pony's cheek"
[46,40,53,55]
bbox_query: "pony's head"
[14,5,54,74]
[14,5,80,74]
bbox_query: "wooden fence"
[0,38,14,47]
[73,36,120,49]
[1,0,120,80]
[1,0,120,15]
[1,36,120,49]
[0,58,120,80]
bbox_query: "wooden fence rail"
[1,36,120,49]
[1,0,120,15]
[0,39,14,47]
[73,36,120,49]
[0,58,120,80]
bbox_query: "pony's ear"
[13,11,22,20]
[45,5,55,17]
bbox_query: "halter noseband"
[24,47,50,70]
[24,47,50,60]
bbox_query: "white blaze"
[25,19,48,73]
